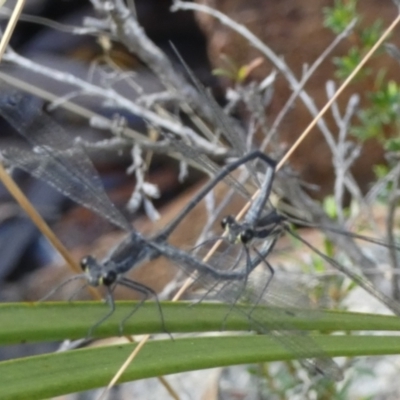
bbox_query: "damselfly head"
[101,270,118,286]
[221,215,236,230]
[239,228,254,244]
[221,215,249,244]
[80,255,95,272]
[79,255,107,286]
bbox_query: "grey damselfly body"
[170,44,400,317]
[0,86,343,381]
[215,163,400,317]
[159,139,400,319]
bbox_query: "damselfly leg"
[80,255,169,337]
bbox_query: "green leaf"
[4,335,400,400]
[385,137,400,152]
[3,301,400,343]
[3,301,400,399]
[373,163,389,179]
[334,47,368,80]
[323,0,358,34]
[360,19,384,49]
[323,195,338,219]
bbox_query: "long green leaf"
[2,301,400,399]
[2,301,400,343]
[3,334,400,400]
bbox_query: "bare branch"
[262,18,357,151]
[3,49,226,156]
[172,0,335,143]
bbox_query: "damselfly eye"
[221,215,235,229]
[240,229,254,244]
[102,270,117,286]
[80,256,93,271]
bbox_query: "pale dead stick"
[0,0,22,60]
[100,12,400,398]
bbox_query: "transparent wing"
[169,148,400,317]
[0,87,131,231]
[165,133,250,198]
[151,239,343,381]
[171,44,247,158]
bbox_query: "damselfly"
[155,140,400,318]
[167,44,400,317]
[0,85,343,380]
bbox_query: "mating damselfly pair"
[1,81,400,383]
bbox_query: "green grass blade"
[2,301,400,399]
[2,301,400,344]
[3,334,400,400]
